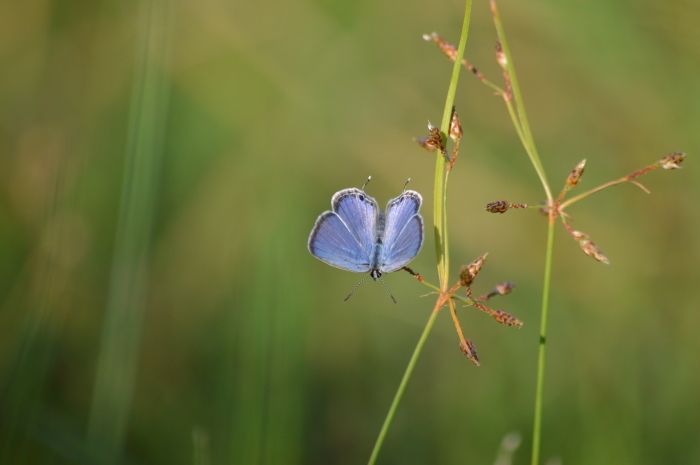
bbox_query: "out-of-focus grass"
[0,0,698,464]
[87,0,174,462]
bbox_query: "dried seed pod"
[572,231,610,264]
[427,124,444,154]
[413,137,438,152]
[660,152,685,170]
[486,200,509,213]
[459,339,480,366]
[565,159,587,190]
[459,253,488,287]
[449,107,463,142]
[493,282,516,296]
[580,240,610,264]
[495,41,507,68]
[423,32,458,62]
[492,310,523,327]
[571,230,588,242]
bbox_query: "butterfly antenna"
[379,276,397,304]
[344,274,370,301]
[361,176,372,191]
[403,178,411,192]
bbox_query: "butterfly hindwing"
[380,190,424,273]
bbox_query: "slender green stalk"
[368,2,472,463]
[489,3,555,463]
[559,176,632,209]
[530,216,555,465]
[366,309,440,465]
[434,0,473,288]
[490,0,552,202]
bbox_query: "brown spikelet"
[660,152,685,170]
[493,282,515,296]
[492,310,523,327]
[476,282,517,302]
[495,41,507,68]
[486,200,509,213]
[413,137,438,152]
[427,124,445,154]
[565,159,587,190]
[423,32,458,61]
[572,231,610,264]
[486,201,529,213]
[449,107,463,142]
[459,339,480,366]
[459,253,488,287]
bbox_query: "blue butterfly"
[308,178,424,302]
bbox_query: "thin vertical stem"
[531,215,556,465]
[434,0,472,289]
[490,0,552,203]
[489,3,556,462]
[369,2,472,463]
[366,308,441,465]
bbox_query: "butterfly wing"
[308,188,378,273]
[331,188,378,256]
[379,190,424,273]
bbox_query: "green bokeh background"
[1,0,698,464]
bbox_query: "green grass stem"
[434,0,473,288]
[86,0,174,461]
[490,0,552,202]
[368,1,472,463]
[530,216,555,465]
[366,309,441,465]
[490,3,555,462]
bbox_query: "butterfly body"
[308,186,424,282]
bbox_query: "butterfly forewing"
[332,188,378,256]
[380,190,424,273]
[308,212,372,272]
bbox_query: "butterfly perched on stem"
[308,178,424,302]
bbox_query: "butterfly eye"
[359,194,365,201]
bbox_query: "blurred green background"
[1,0,698,463]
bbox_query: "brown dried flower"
[459,339,480,366]
[565,159,587,189]
[449,107,463,142]
[423,32,458,62]
[495,41,507,68]
[427,124,444,153]
[572,231,610,264]
[486,200,509,213]
[413,137,438,152]
[459,253,488,287]
[660,152,685,170]
[492,310,523,327]
[493,282,516,296]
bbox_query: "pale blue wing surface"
[332,188,378,257]
[380,190,424,273]
[308,211,372,272]
[379,215,423,273]
[383,190,422,245]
